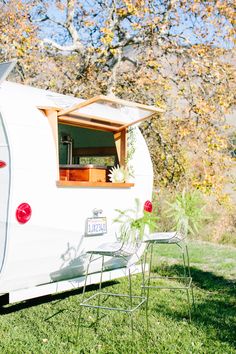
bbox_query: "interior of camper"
[58,124,119,183]
[40,95,162,187]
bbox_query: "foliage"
[113,198,157,243]
[154,188,236,245]
[165,189,206,236]
[200,198,236,246]
[139,46,235,198]
[0,0,235,214]
[126,125,137,177]
[21,0,235,200]
[0,241,235,353]
[0,0,39,80]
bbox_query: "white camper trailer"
[0,61,161,304]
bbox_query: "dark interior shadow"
[0,280,118,315]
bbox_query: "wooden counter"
[59,164,107,182]
[57,181,134,188]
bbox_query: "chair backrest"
[113,200,154,265]
[123,224,149,267]
[178,218,189,239]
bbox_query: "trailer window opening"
[39,95,163,187]
[58,125,118,166]
[57,123,128,185]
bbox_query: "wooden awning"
[56,95,163,132]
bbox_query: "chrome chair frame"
[142,232,194,321]
[76,239,147,342]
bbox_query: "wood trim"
[114,130,126,166]
[58,96,101,116]
[56,181,134,188]
[43,109,59,177]
[73,146,117,157]
[97,95,164,113]
[117,112,157,132]
[61,112,124,127]
[58,117,119,132]
[58,95,164,117]
[38,106,61,111]
[57,95,164,133]
[59,111,157,133]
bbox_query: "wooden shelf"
[60,167,107,183]
[56,181,134,188]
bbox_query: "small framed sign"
[85,217,107,236]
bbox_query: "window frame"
[38,95,163,188]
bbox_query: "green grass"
[0,240,235,354]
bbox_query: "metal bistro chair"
[142,230,195,321]
[76,228,147,341]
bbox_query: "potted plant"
[113,199,157,244]
[108,165,130,183]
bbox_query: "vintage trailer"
[0,61,161,303]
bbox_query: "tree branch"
[41,0,84,53]
[107,48,122,96]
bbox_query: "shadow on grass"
[190,266,236,348]
[0,264,235,349]
[156,263,235,294]
[150,264,236,348]
[0,280,118,315]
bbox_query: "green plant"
[126,126,137,177]
[113,199,157,243]
[166,189,205,236]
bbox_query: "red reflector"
[0,161,6,168]
[16,203,32,224]
[144,200,153,213]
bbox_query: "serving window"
[39,95,162,188]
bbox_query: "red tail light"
[0,161,6,168]
[144,200,153,213]
[16,203,32,224]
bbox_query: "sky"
[31,1,234,50]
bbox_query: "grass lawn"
[0,240,235,354]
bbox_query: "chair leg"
[186,287,192,321]
[76,253,93,344]
[185,244,195,309]
[145,243,153,330]
[141,247,149,331]
[185,244,191,278]
[128,268,134,336]
[76,306,83,345]
[142,240,195,322]
[176,242,187,278]
[179,242,195,319]
[141,248,147,296]
[76,249,147,340]
[95,255,105,331]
